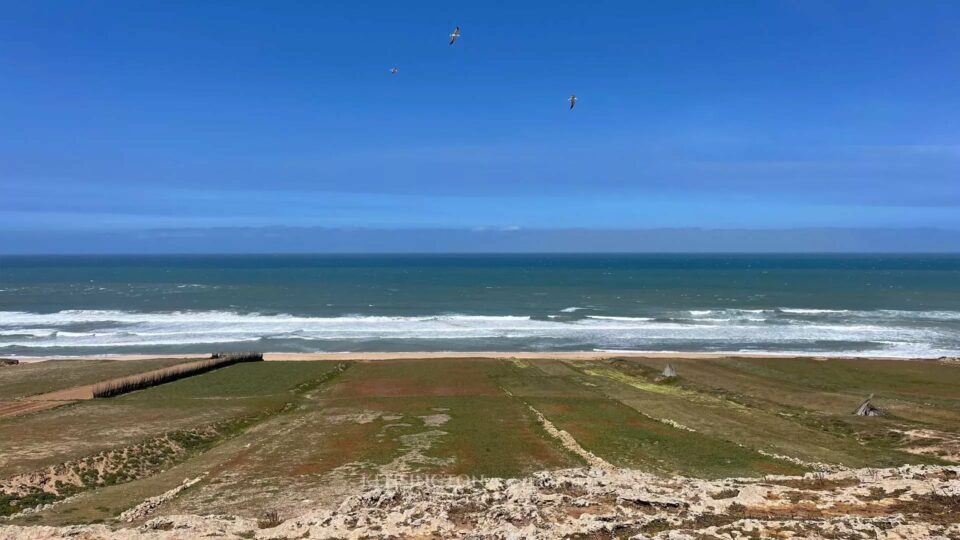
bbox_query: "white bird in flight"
[390,67,399,75]
[449,26,461,45]
[569,94,578,110]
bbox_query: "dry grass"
[257,509,283,529]
[890,493,960,525]
[768,475,860,491]
[711,488,740,499]
[92,353,263,398]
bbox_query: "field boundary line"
[525,403,613,470]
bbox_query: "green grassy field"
[2,355,958,526]
[559,357,955,468]
[0,361,339,476]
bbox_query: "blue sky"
[2,1,959,243]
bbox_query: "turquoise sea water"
[1,254,959,357]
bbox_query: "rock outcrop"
[2,464,958,539]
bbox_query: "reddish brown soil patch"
[208,447,256,477]
[327,361,503,398]
[284,419,394,477]
[734,501,899,521]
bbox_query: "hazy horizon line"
[4,226,960,255]
[5,252,960,258]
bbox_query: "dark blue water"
[2,254,959,357]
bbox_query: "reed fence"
[92,352,263,398]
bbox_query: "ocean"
[1,254,959,358]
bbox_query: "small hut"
[854,394,883,417]
[661,363,677,379]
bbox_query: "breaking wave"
[1,308,959,357]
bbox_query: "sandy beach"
[9,350,949,363]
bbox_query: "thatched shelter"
[661,363,677,379]
[854,395,883,416]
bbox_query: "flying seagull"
[390,67,399,75]
[569,94,578,110]
[449,26,461,45]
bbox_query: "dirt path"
[0,358,218,419]
[0,400,72,419]
[1,382,107,420]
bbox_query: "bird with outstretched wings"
[569,94,578,110]
[449,26,461,45]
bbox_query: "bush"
[258,510,283,529]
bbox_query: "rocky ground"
[2,464,958,539]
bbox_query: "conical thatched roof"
[854,394,882,416]
[662,363,677,379]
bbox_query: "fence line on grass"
[92,352,263,398]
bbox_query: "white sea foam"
[592,347,947,358]
[684,308,960,321]
[778,308,850,314]
[586,315,655,322]
[0,309,958,356]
